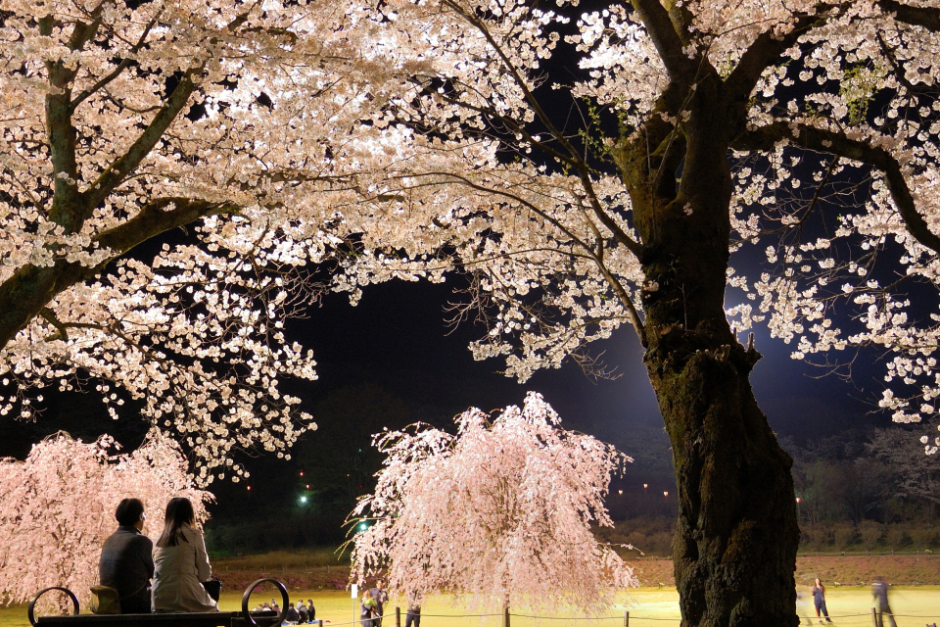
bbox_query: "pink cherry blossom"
[349,393,637,615]
[0,432,211,608]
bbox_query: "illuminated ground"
[6,588,940,627]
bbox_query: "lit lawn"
[5,588,940,627]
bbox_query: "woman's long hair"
[156,497,195,547]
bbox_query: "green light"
[299,496,308,504]
[359,523,367,531]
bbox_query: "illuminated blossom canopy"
[317,1,940,624]
[0,0,433,482]
[349,393,637,615]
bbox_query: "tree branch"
[0,197,238,350]
[630,0,694,84]
[879,0,940,30]
[94,197,239,254]
[69,7,163,113]
[735,122,940,255]
[81,66,203,211]
[82,2,260,211]
[725,3,838,103]
[39,307,69,341]
[399,172,646,339]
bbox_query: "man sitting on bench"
[99,498,154,614]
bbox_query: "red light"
[300,471,304,476]
[247,486,252,491]
[643,484,648,489]
[306,484,310,489]
[796,497,801,503]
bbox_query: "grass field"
[5,587,939,627]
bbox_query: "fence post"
[319,620,323,627]
[396,607,401,627]
[503,606,510,627]
[871,608,877,627]
[624,611,629,627]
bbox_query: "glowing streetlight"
[299,496,308,504]
[643,484,648,489]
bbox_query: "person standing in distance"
[872,576,897,627]
[811,578,833,624]
[404,590,422,627]
[99,498,154,613]
[360,589,377,627]
[368,581,388,627]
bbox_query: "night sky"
[294,277,883,445]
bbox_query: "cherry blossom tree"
[348,393,636,615]
[309,0,940,624]
[0,431,211,608]
[0,0,436,481]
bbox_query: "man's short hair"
[115,498,145,526]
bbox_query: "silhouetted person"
[812,578,833,624]
[873,576,897,627]
[286,604,300,624]
[360,589,377,627]
[369,581,388,627]
[307,599,315,622]
[405,591,421,627]
[99,498,154,614]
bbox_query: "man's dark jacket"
[99,526,154,613]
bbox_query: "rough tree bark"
[622,68,800,627]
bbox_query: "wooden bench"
[29,579,290,627]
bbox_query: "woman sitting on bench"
[151,498,219,613]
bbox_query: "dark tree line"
[783,427,940,553]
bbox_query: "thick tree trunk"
[644,327,799,627]
[624,74,800,627]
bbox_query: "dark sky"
[286,275,884,460]
[0,275,887,480]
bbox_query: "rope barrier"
[419,614,504,618]
[307,619,361,627]
[314,608,940,625]
[503,616,623,621]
